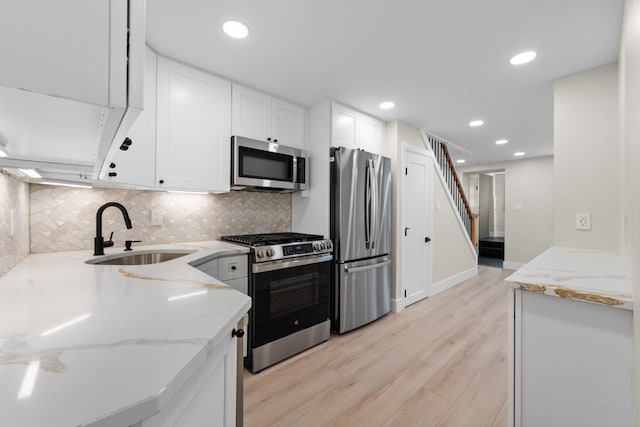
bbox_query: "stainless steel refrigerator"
[330,146,392,334]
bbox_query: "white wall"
[389,120,476,304]
[494,173,506,236]
[553,63,620,250]
[619,1,640,424]
[460,156,554,268]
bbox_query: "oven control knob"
[257,249,264,258]
[266,248,275,257]
[326,241,332,249]
[313,242,321,251]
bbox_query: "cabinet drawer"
[217,255,248,281]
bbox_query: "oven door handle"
[252,254,333,273]
[344,259,391,274]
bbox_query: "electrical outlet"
[576,212,591,230]
[151,209,163,226]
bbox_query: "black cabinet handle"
[274,139,278,143]
[119,137,133,151]
[108,172,117,177]
[267,137,271,141]
[232,329,245,338]
[231,265,237,271]
[425,237,431,243]
[404,227,410,236]
[109,162,116,168]
[159,179,164,184]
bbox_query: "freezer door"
[331,147,392,261]
[337,256,391,333]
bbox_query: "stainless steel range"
[220,232,333,373]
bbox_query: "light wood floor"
[244,266,512,427]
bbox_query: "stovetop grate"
[220,232,324,247]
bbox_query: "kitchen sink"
[86,250,196,266]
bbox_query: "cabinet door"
[271,98,305,148]
[101,46,157,187]
[331,103,358,149]
[358,114,386,157]
[156,57,231,192]
[231,84,271,141]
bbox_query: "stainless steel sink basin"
[86,250,196,266]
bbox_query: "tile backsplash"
[30,185,291,253]
[0,171,30,275]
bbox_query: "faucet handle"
[125,240,142,251]
[103,232,114,248]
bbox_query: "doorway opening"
[467,170,505,268]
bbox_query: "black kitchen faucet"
[93,202,132,256]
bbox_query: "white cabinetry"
[232,84,305,149]
[101,46,157,187]
[139,329,239,427]
[510,290,633,427]
[331,102,386,156]
[156,57,231,192]
[0,0,144,179]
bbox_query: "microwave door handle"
[292,156,297,183]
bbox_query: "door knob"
[425,237,431,243]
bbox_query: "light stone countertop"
[0,241,251,427]
[505,246,632,310]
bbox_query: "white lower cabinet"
[510,289,633,427]
[137,332,238,427]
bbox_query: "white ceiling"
[147,0,624,165]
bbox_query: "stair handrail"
[422,131,477,249]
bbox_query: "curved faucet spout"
[94,202,133,256]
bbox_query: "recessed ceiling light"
[514,151,526,156]
[510,51,537,65]
[456,159,466,164]
[222,20,249,39]
[19,168,41,178]
[379,101,395,110]
[496,139,508,145]
[469,120,484,127]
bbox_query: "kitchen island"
[0,241,251,427]
[506,246,633,427]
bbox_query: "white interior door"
[401,145,433,306]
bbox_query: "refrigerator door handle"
[364,160,372,249]
[370,159,378,250]
[344,259,391,274]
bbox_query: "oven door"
[251,255,331,348]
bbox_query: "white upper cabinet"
[331,102,386,156]
[101,46,158,188]
[156,57,231,192]
[0,0,144,178]
[232,84,305,149]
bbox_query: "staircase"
[420,130,477,251]
[478,237,504,259]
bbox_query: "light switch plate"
[576,212,591,230]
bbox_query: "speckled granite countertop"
[505,246,632,310]
[0,241,251,426]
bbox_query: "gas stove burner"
[221,232,324,247]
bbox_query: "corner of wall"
[0,171,30,276]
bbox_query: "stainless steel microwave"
[231,136,308,191]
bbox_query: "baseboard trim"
[503,261,524,270]
[430,267,478,297]
[391,297,405,313]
